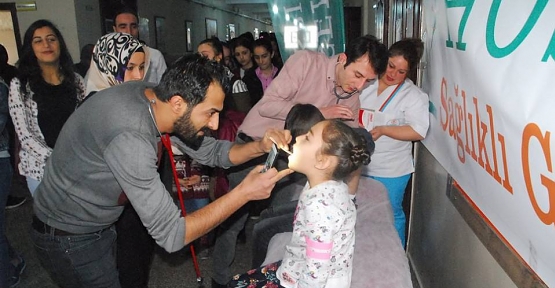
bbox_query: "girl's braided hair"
[320,120,372,180]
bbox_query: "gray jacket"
[34,82,233,252]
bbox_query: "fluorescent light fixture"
[283,25,318,49]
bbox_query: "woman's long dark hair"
[17,19,77,95]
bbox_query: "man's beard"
[173,109,206,150]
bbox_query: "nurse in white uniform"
[358,38,429,247]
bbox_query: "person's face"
[197,43,221,62]
[234,45,252,68]
[336,54,376,94]
[114,13,139,38]
[288,121,327,174]
[253,46,273,71]
[381,55,409,86]
[123,51,146,82]
[222,46,232,68]
[32,27,61,66]
[173,82,224,143]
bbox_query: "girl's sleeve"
[9,79,52,162]
[75,73,86,103]
[298,190,341,288]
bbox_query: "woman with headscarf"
[85,32,149,96]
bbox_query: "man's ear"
[169,95,188,115]
[337,53,347,65]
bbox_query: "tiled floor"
[5,175,255,288]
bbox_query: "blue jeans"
[184,198,209,214]
[370,174,411,247]
[31,224,120,288]
[0,157,16,287]
[251,201,297,268]
[212,161,254,285]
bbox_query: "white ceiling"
[226,0,272,24]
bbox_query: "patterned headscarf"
[85,32,150,95]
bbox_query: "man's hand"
[236,165,294,201]
[259,129,292,153]
[319,104,354,120]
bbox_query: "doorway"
[344,6,362,45]
[0,3,22,65]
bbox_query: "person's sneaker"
[8,255,25,287]
[5,196,26,209]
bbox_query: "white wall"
[73,0,102,52]
[0,0,271,64]
[0,0,82,61]
[0,9,19,65]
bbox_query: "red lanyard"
[159,134,202,279]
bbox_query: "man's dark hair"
[153,54,230,107]
[113,6,139,24]
[344,35,388,75]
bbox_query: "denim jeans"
[211,159,256,285]
[0,157,16,287]
[31,224,120,288]
[251,201,297,268]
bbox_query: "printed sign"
[421,1,555,286]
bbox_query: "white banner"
[421,0,555,286]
